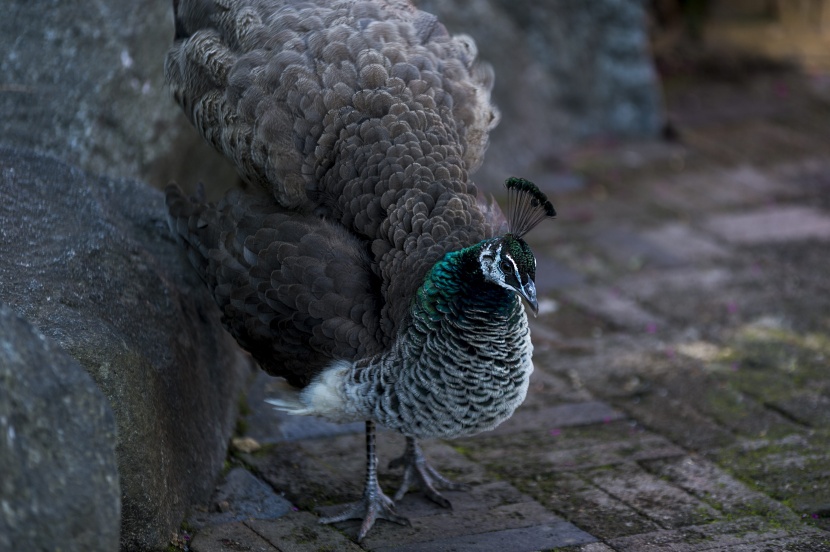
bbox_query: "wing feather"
[166,184,384,386]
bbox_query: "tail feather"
[264,378,316,416]
[264,397,308,415]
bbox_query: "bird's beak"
[518,279,538,316]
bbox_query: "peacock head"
[478,234,540,313]
[478,177,556,315]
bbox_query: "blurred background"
[3,0,828,198]
[415,0,830,195]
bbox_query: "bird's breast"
[360,305,534,439]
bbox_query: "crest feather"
[505,177,556,238]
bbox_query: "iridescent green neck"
[413,240,515,322]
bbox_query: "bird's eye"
[500,260,512,273]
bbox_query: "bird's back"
[166,0,503,335]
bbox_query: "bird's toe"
[389,439,471,508]
[320,485,410,542]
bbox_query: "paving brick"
[772,392,830,428]
[537,543,620,552]
[566,286,662,330]
[190,521,277,552]
[535,253,585,292]
[650,165,792,212]
[614,267,737,323]
[543,432,685,470]
[608,516,830,552]
[642,456,797,520]
[617,267,733,301]
[713,432,830,518]
[353,498,569,549]
[241,428,593,547]
[656,370,803,439]
[188,468,294,530]
[301,482,548,546]
[773,157,830,197]
[682,119,823,171]
[640,223,730,263]
[246,512,363,552]
[524,471,662,539]
[488,401,626,436]
[594,226,687,269]
[705,537,830,551]
[384,480,531,519]
[302,464,599,549]
[586,463,720,529]
[612,393,735,451]
[466,421,684,477]
[704,206,830,244]
[459,421,684,478]
[370,521,597,552]
[519,363,595,408]
[243,430,496,512]
[548,241,616,281]
[240,436,367,509]
[569,544,618,552]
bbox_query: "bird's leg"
[319,420,410,541]
[389,437,471,508]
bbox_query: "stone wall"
[0,1,252,549]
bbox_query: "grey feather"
[166,186,385,387]
[166,0,501,337]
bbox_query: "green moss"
[720,324,830,392]
[449,443,474,456]
[713,429,830,522]
[289,524,320,544]
[685,321,830,438]
[731,499,786,523]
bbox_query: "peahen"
[164,0,556,540]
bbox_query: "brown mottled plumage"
[166,189,386,387]
[164,0,553,542]
[165,0,501,339]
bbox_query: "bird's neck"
[413,241,518,323]
[340,244,532,437]
[300,241,534,438]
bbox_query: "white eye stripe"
[500,254,519,277]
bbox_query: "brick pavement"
[174,73,830,551]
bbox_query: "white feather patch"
[266,360,361,422]
[263,378,304,412]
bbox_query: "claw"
[320,480,410,541]
[389,437,470,508]
[320,421,410,541]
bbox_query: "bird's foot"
[319,479,410,541]
[389,438,471,508]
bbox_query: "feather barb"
[505,177,556,238]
